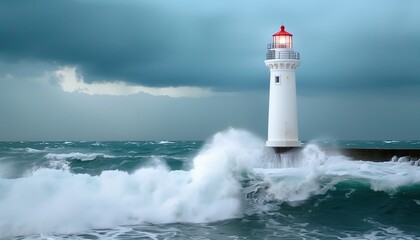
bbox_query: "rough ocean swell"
[0,129,420,239]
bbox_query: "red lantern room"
[272,25,293,49]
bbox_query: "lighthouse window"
[275,76,280,84]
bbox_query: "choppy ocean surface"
[1,129,420,239]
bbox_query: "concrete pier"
[274,147,420,162]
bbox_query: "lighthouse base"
[273,146,301,154]
[266,140,301,148]
[271,146,420,162]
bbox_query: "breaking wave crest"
[44,152,117,161]
[1,129,420,238]
[11,148,45,153]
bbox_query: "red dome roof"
[273,25,293,37]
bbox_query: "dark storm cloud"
[295,0,420,93]
[0,0,264,90]
[1,0,419,92]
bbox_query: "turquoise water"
[1,129,420,239]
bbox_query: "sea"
[1,129,420,240]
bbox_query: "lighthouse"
[265,25,301,150]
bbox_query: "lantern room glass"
[273,35,292,49]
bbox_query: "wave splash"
[250,144,420,204]
[0,129,260,237]
[1,129,420,237]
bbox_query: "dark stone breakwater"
[274,147,420,162]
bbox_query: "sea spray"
[252,144,329,203]
[253,143,420,205]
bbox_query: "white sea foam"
[26,148,44,153]
[44,152,116,161]
[11,147,44,153]
[46,159,71,172]
[342,219,420,240]
[91,142,106,147]
[391,156,420,166]
[159,141,174,144]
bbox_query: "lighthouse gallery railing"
[266,50,300,60]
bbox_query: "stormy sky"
[1,0,419,141]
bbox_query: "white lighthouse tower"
[265,25,301,149]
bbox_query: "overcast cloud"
[1,0,419,91]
